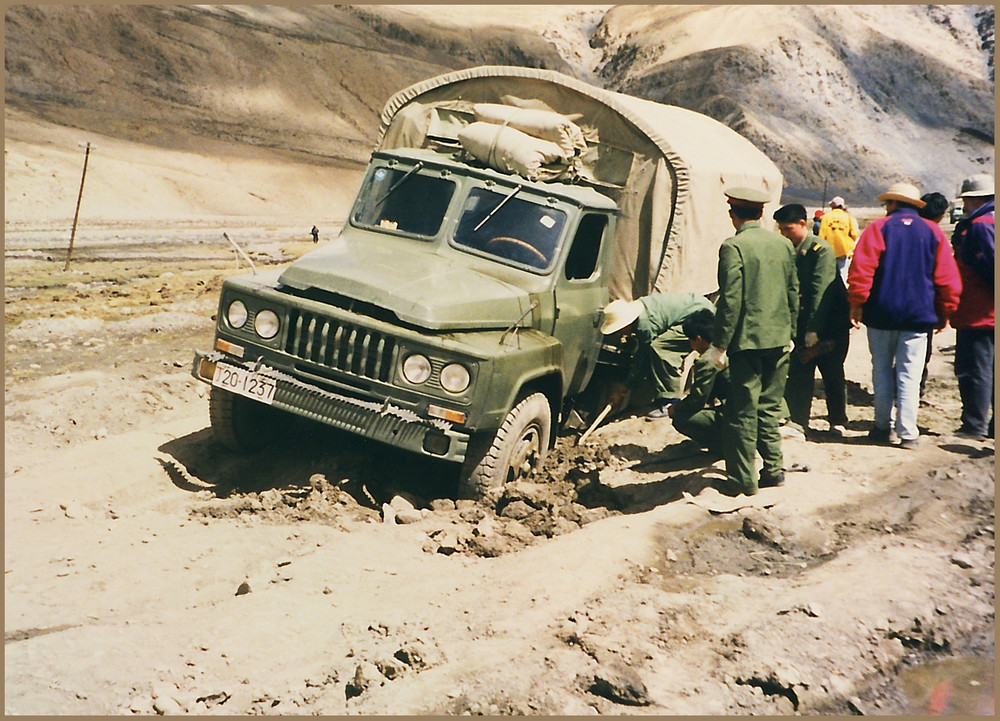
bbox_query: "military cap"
[724,187,770,207]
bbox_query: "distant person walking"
[773,203,850,436]
[601,292,715,417]
[311,225,320,243]
[811,209,824,236]
[917,192,951,397]
[818,196,859,284]
[846,182,962,448]
[708,187,798,496]
[949,174,995,440]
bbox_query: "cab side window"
[565,214,607,280]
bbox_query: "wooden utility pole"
[64,142,94,271]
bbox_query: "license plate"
[211,364,276,405]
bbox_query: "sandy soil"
[4,218,995,716]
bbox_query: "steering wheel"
[486,236,548,266]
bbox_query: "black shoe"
[954,427,987,441]
[758,472,785,488]
[867,427,891,444]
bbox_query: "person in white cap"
[600,292,715,417]
[817,195,859,283]
[846,182,963,449]
[950,173,994,440]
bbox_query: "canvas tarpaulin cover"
[376,66,783,301]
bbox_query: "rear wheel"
[209,387,281,451]
[459,392,551,500]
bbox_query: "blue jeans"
[867,328,928,440]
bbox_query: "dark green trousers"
[672,407,724,450]
[648,326,692,398]
[723,347,790,492]
[785,332,849,429]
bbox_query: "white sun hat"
[959,174,995,198]
[600,299,644,335]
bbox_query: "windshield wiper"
[374,161,424,206]
[473,184,522,232]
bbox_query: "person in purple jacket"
[950,174,995,440]
[846,182,962,448]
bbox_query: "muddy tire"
[459,392,551,500]
[209,387,280,451]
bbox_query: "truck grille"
[285,309,397,383]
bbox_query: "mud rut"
[157,411,995,713]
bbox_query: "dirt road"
[4,224,994,715]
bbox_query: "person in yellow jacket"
[818,196,859,283]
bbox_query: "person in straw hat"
[949,173,994,440]
[708,187,798,496]
[846,181,962,449]
[600,291,715,417]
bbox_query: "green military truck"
[192,66,782,499]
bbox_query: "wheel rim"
[507,424,542,482]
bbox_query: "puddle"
[900,655,994,715]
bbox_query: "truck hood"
[278,239,535,331]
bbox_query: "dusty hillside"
[3,4,570,222]
[591,4,995,202]
[5,4,994,222]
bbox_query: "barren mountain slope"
[3,4,569,221]
[5,5,994,220]
[591,4,995,202]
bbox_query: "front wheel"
[208,387,281,451]
[459,392,551,500]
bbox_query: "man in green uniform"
[602,292,715,417]
[773,203,850,436]
[706,188,798,495]
[667,308,728,452]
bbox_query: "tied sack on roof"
[458,121,571,182]
[472,103,587,157]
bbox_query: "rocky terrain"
[4,4,996,716]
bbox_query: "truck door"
[552,213,612,394]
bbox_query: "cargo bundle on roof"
[376,65,784,300]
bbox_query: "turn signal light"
[215,338,245,357]
[428,404,466,425]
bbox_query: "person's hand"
[804,331,819,348]
[705,345,727,369]
[849,306,863,329]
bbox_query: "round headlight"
[440,363,470,393]
[253,309,280,339]
[402,354,432,385]
[227,300,248,329]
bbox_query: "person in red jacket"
[950,174,994,440]
[847,182,962,448]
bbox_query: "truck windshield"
[452,188,567,271]
[352,165,456,238]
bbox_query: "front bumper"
[192,351,470,463]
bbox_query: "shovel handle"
[577,403,613,445]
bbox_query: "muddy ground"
[4,222,995,715]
